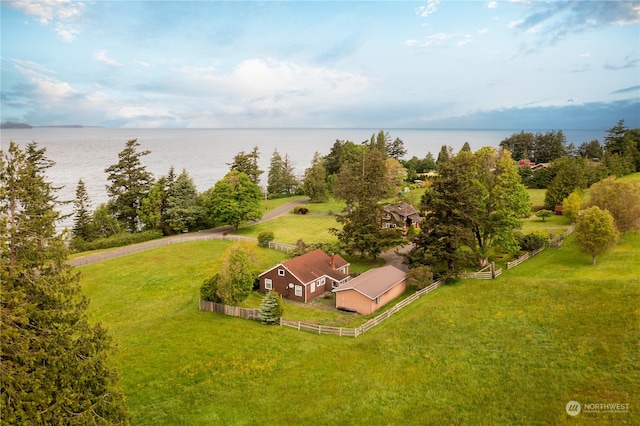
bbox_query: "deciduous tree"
[587,177,640,233]
[562,190,583,223]
[0,142,128,424]
[574,206,619,265]
[216,243,258,305]
[303,152,328,203]
[206,171,262,230]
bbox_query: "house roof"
[261,249,349,284]
[333,265,406,300]
[383,202,423,223]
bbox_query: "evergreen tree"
[387,137,407,160]
[267,149,285,194]
[435,145,452,171]
[0,142,128,424]
[228,146,263,185]
[499,131,535,161]
[259,291,285,325]
[544,157,587,210]
[303,152,329,203]
[578,139,604,160]
[282,154,299,194]
[165,169,207,233]
[105,139,153,232]
[407,148,530,273]
[72,179,95,241]
[532,130,567,163]
[460,142,472,153]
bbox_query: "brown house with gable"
[381,202,422,231]
[258,249,350,303]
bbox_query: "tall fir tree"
[105,139,153,232]
[1,142,128,424]
[72,178,95,241]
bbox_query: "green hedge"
[72,230,163,252]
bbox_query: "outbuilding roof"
[333,265,406,300]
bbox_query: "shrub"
[259,291,284,325]
[406,265,433,290]
[535,210,553,222]
[257,231,275,247]
[200,274,222,302]
[72,230,163,252]
[515,231,550,252]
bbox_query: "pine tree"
[72,178,95,241]
[105,139,153,232]
[1,142,128,424]
[165,169,207,233]
[259,291,285,325]
[267,149,285,195]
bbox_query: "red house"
[258,249,350,303]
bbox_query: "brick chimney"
[330,254,336,270]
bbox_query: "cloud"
[416,0,440,18]
[610,85,640,95]
[411,32,473,48]
[509,1,640,46]
[487,1,498,10]
[94,50,123,67]
[604,56,640,71]
[9,0,85,41]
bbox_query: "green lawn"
[79,231,640,425]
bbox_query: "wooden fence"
[200,280,443,338]
[461,262,502,279]
[549,227,574,248]
[199,300,260,320]
[507,246,545,269]
[506,226,575,269]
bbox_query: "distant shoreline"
[1,123,105,129]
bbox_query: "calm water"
[2,127,605,229]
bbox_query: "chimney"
[330,254,336,270]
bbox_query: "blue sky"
[1,0,639,129]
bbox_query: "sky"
[1,0,639,129]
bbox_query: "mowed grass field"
[79,230,640,425]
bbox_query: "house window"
[264,279,272,290]
[278,269,285,276]
[375,296,380,304]
[318,277,325,286]
[294,285,302,297]
[311,282,316,293]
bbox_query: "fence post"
[491,262,496,279]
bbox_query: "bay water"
[1,127,605,230]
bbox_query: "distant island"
[1,122,33,129]
[1,122,103,129]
